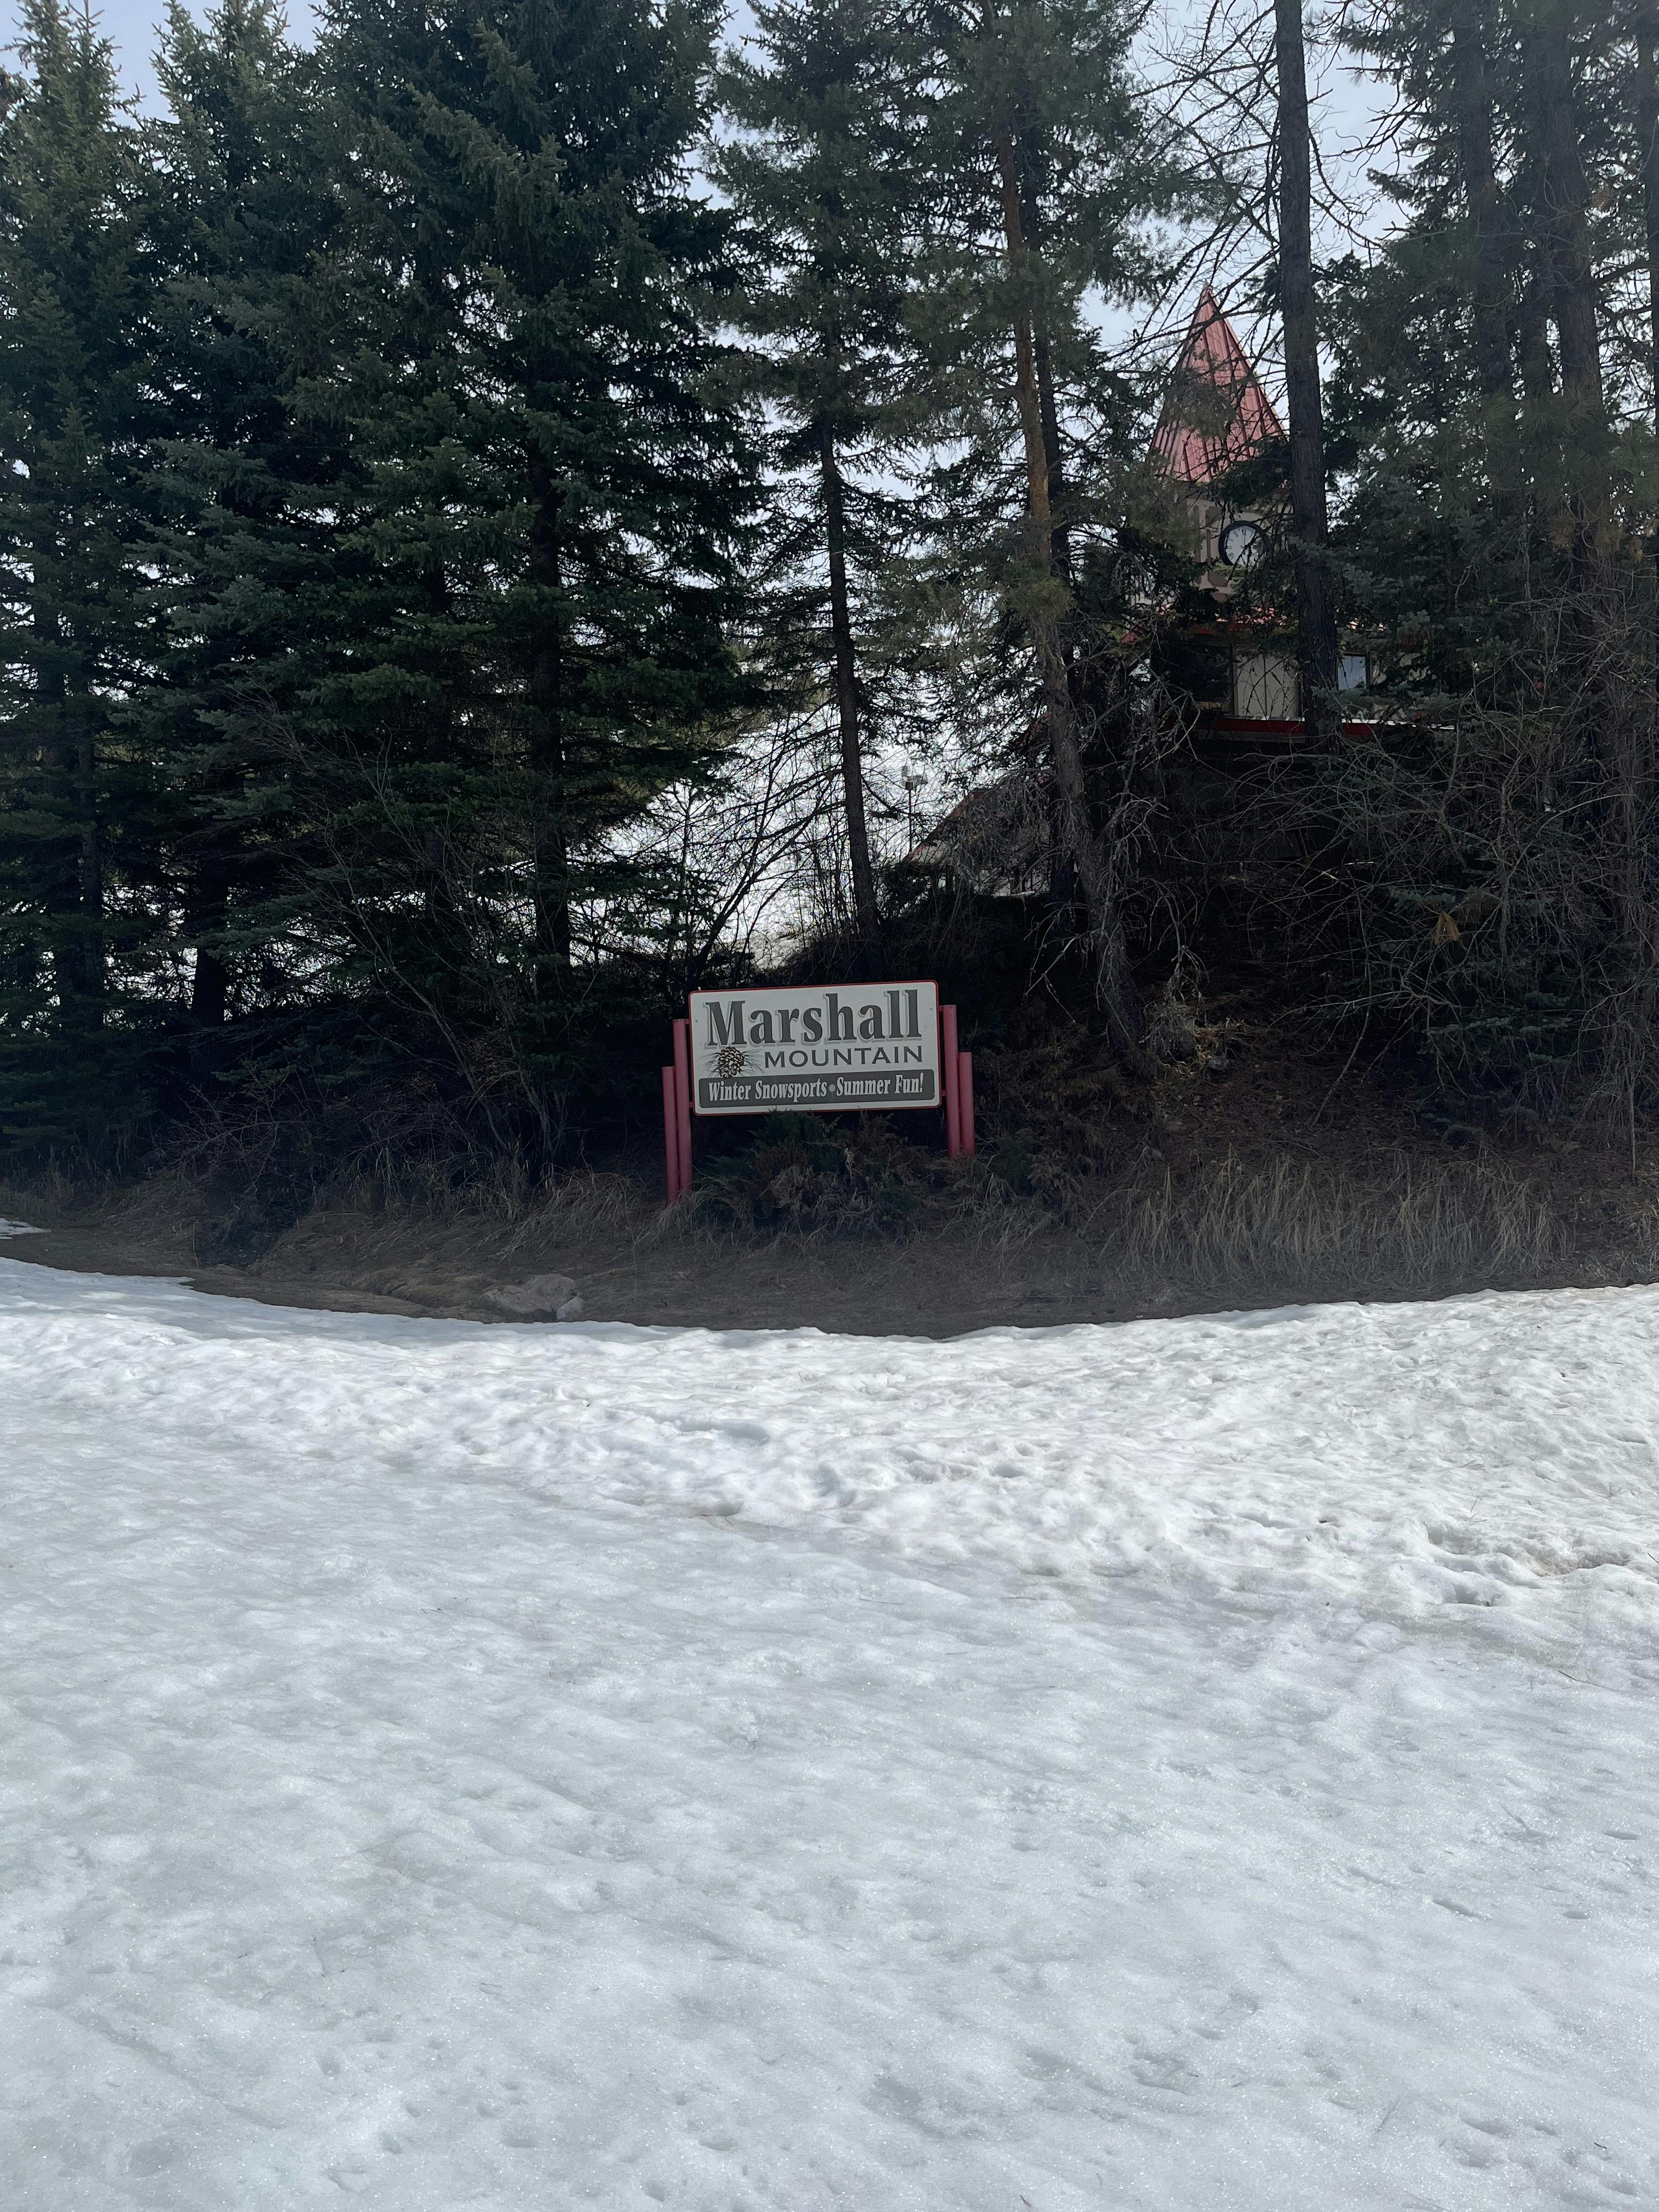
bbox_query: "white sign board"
[687,980,941,1115]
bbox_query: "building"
[902,289,1370,894]
[1150,286,1368,739]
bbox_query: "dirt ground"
[0,1182,1134,1336]
[7,984,1659,1336]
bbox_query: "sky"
[0,0,1389,388]
[2,0,1386,142]
[0,0,312,97]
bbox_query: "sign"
[687,980,941,1115]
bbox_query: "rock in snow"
[484,1269,585,1321]
[2,1252,1657,2209]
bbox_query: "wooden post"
[673,1018,693,1197]
[941,1003,961,1156]
[661,1066,681,1200]
[958,1052,975,1158]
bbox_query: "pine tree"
[0,0,154,1152]
[910,0,1193,1068]
[136,0,347,1073]
[303,0,755,1141]
[1271,0,1339,733]
[1293,1,1659,1120]
[1330,0,1633,657]
[714,0,924,955]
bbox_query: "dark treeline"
[4,0,1659,1188]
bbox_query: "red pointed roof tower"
[1152,286,1284,487]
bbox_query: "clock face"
[1218,518,1265,569]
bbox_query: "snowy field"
[2,1242,1657,2210]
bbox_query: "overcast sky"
[3,0,1382,133]
[1,0,1387,385]
[1,0,314,97]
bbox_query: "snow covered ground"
[2,1245,1656,2210]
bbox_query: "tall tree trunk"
[61,712,104,1026]
[1514,239,1555,399]
[1018,137,1071,585]
[1623,10,1659,1130]
[991,123,1147,1070]
[1641,15,1659,426]
[1640,14,1659,431]
[1272,0,1340,737]
[1032,328,1071,586]
[1635,7,1659,639]
[1530,27,1601,412]
[1635,10,1659,704]
[1448,1,1516,413]
[76,726,101,975]
[33,589,93,1009]
[188,853,230,1035]
[819,419,879,952]
[1525,8,1606,590]
[1448,0,1531,617]
[528,468,572,979]
[1527,10,1644,1135]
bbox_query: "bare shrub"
[680,1117,922,1241]
[1143,989,1200,1063]
[1218,574,1659,1146]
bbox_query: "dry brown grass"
[5,1122,1632,1335]
[495,1171,654,1257]
[1091,1149,1568,1306]
[925,1139,1575,1304]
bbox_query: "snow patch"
[3,1260,1656,1622]
[2,1261,1657,2209]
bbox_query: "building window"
[1232,651,1300,720]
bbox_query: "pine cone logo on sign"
[715,1045,747,1078]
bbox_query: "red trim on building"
[1200,716,1378,739]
